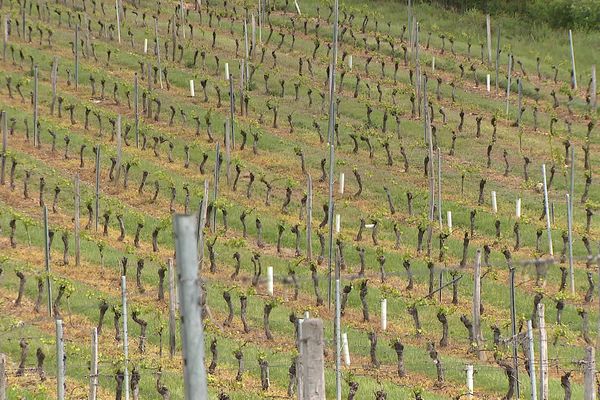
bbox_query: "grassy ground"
[0,0,598,398]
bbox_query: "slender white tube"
[335,214,341,233]
[143,38,148,54]
[486,74,491,92]
[447,211,453,233]
[339,172,345,194]
[432,56,435,71]
[466,365,474,399]
[189,80,195,97]
[267,266,273,296]
[381,299,387,331]
[516,198,521,219]
[225,62,230,80]
[342,333,351,366]
[491,191,497,213]
[348,55,353,71]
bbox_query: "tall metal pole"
[43,205,53,316]
[495,27,501,95]
[228,75,235,148]
[569,30,577,89]
[174,215,209,400]
[527,320,538,400]
[74,174,81,267]
[121,276,130,400]
[115,0,121,44]
[566,194,575,295]
[89,327,98,400]
[1,110,6,185]
[56,319,65,400]
[334,247,342,400]
[541,164,553,256]
[326,0,339,307]
[94,145,100,232]
[509,265,520,398]
[134,73,139,148]
[75,25,79,90]
[33,65,38,148]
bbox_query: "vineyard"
[0,0,598,399]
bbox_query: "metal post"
[3,15,8,61]
[56,319,65,400]
[155,19,163,89]
[306,174,313,261]
[334,249,341,400]
[506,54,512,115]
[486,15,492,66]
[94,145,100,232]
[495,27,501,95]
[121,276,130,400]
[174,215,209,400]
[114,115,122,185]
[115,0,121,44]
[74,174,81,267]
[509,265,520,398]
[225,118,231,185]
[43,205,53,316]
[527,320,537,400]
[75,25,79,90]
[0,354,6,400]
[569,30,577,89]
[473,249,485,360]
[538,303,548,400]
[168,258,177,359]
[1,110,6,185]
[437,148,442,230]
[541,164,553,256]
[228,75,235,148]
[592,65,597,112]
[89,328,98,400]
[326,0,339,307]
[567,194,575,294]
[134,73,139,148]
[212,142,220,232]
[33,65,38,148]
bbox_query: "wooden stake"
[495,28,501,95]
[584,346,596,400]
[174,215,209,400]
[506,54,512,115]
